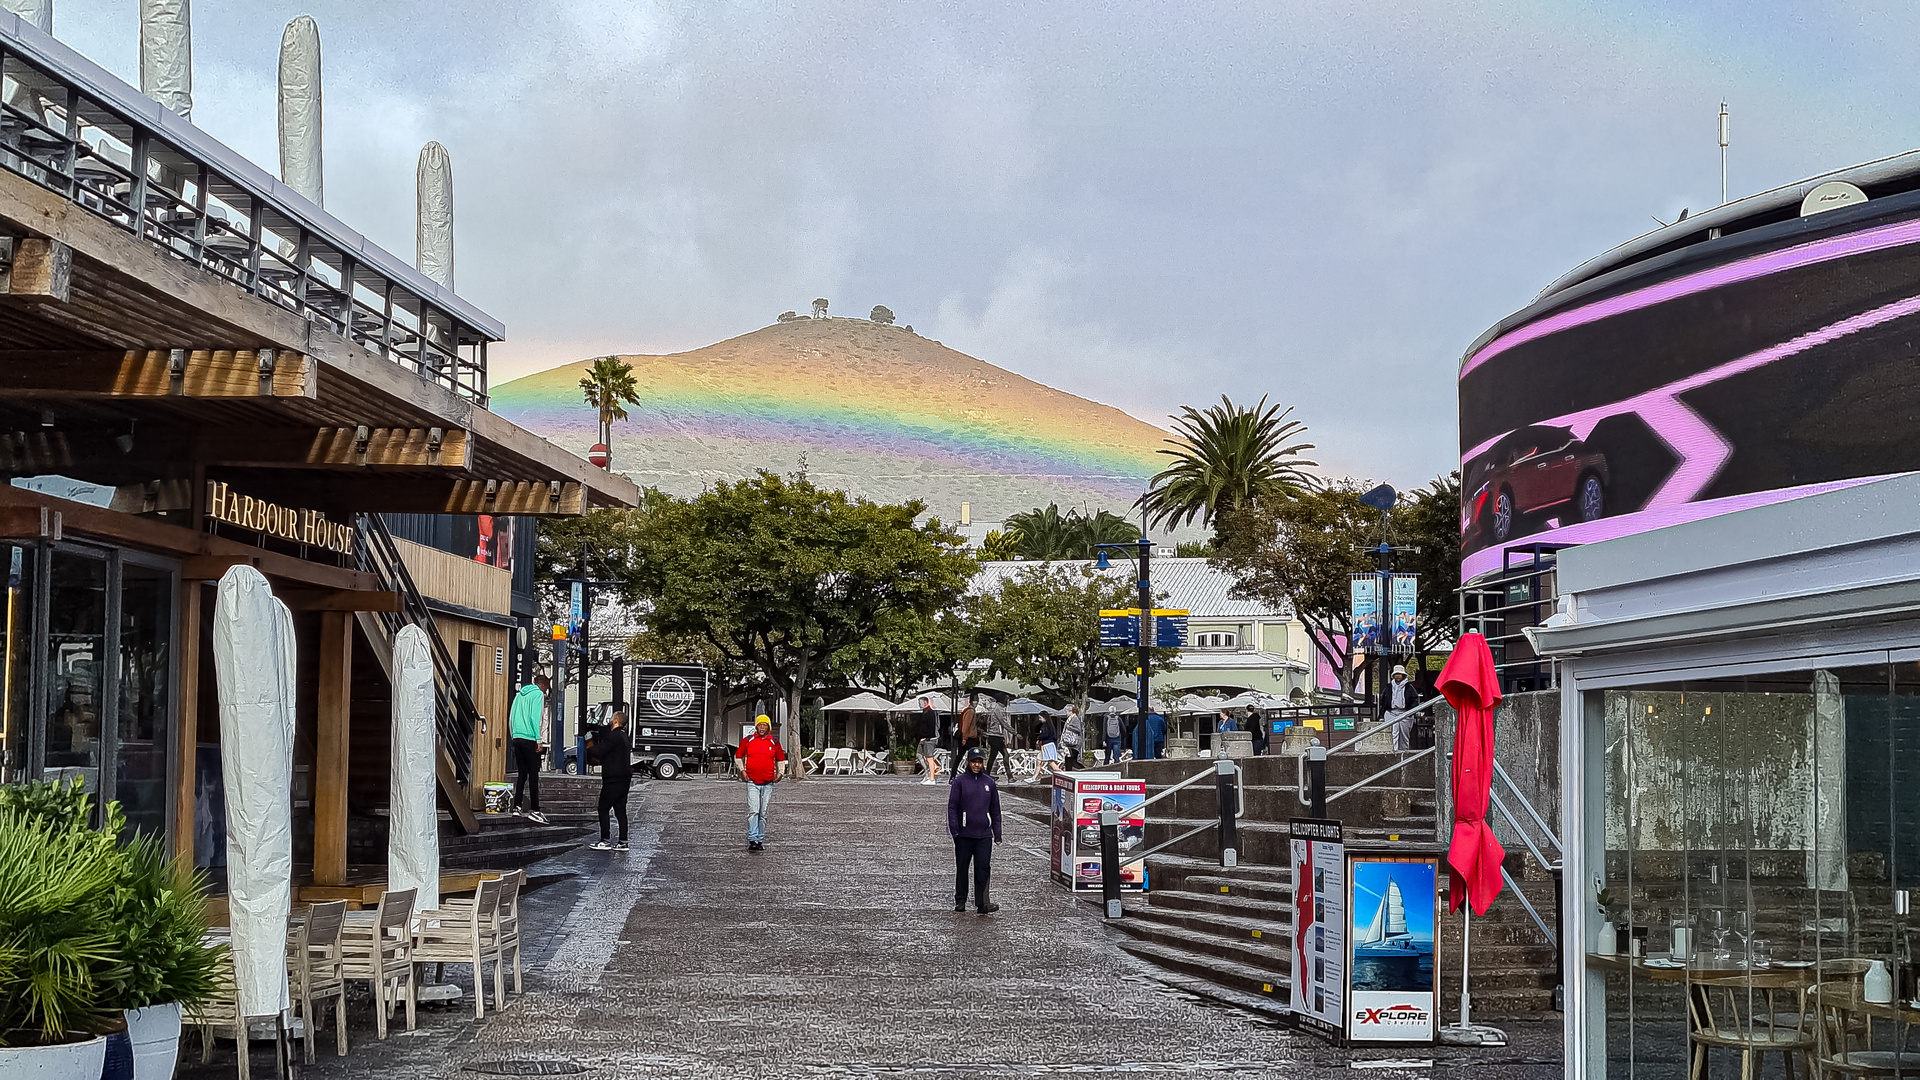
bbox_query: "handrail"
[356,513,479,783]
[1490,789,1558,874]
[1293,695,1448,806]
[1492,760,1562,857]
[1501,866,1557,945]
[1137,760,1243,819]
[1322,745,1435,807]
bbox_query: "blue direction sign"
[1099,610,1140,647]
[1155,615,1189,647]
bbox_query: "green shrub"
[101,834,223,1012]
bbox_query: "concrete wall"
[1432,689,1562,859]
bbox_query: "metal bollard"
[1215,758,1238,868]
[1308,742,1327,819]
[1099,808,1123,919]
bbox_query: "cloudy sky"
[51,0,1920,483]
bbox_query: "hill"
[489,318,1172,525]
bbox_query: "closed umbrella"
[389,625,438,912]
[1436,632,1507,1047]
[211,566,297,1067]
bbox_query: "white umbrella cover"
[887,692,953,712]
[212,566,295,1020]
[388,624,438,911]
[823,691,897,712]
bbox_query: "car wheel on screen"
[564,759,578,776]
[1577,472,1606,523]
[1492,489,1515,542]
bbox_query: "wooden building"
[0,18,635,892]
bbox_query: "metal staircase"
[354,512,481,834]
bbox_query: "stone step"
[1148,887,1288,922]
[1108,909,1290,971]
[1176,873,1294,906]
[1118,937,1293,1016]
[1130,896,1291,947]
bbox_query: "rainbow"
[489,319,1171,520]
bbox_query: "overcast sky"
[53,0,1920,483]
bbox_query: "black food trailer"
[628,664,711,779]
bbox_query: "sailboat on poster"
[1354,876,1426,958]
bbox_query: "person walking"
[735,714,787,851]
[1060,705,1085,771]
[1102,702,1125,766]
[951,698,979,777]
[981,698,1012,779]
[1144,709,1167,761]
[947,747,1002,913]
[1385,665,1422,751]
[1028,717,1060,783]
[1250,709,1270,757]
[508,673,551,824]
[589,710,633,851]
[917,696,942,785]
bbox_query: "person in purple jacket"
[947,746,1003,914]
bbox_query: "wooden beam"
[179,552,376,593]
[314,611,352,887]
[442,479,584,515]
[279,589,400,613]
[0,349,313,398]
[2,237,72,301]
[173,580,202,866]
[200,426,469,469]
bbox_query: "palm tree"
[578,356,642,465]
[1004,505,1140,559]
[1071,509,1141,556]
[1138,395,1316,536]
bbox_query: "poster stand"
[1051,772,1148,893]
[1289,818,1346,1042]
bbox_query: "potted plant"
[1595,887,1618,956]
[889,742,917,774]
[0,796,122,1074]
[100,833,223,1080]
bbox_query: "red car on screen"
[1463,425,1610,544]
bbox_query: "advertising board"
[1051,773,1147,892]
[1460,203,1920,582]
[1349,575,1380,654]
[1346,856,1439,1044]
[1289,818,1346,1039]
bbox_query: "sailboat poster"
[1346,857,1439,1042]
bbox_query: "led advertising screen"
[1458,198,1920,582]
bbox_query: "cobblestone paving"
[179,774,1563,1079]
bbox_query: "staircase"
[1006,751,1562,1021]
[352,512,483,834]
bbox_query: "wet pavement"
[180,774,1563,1078]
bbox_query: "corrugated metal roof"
[970,558,1292,619]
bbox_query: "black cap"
[965,747,985,761]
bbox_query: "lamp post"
[1095,536,1154,735]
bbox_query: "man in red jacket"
[734,714,787,852]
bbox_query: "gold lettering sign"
[204,481,357,555]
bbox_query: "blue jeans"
[1105,736,1123,764]
[746,782,774,842]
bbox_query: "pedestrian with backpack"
[734,715,786,851]
[589,710,633,851]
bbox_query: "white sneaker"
[589,840,614,851]
[528,811,551,824]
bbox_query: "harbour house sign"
[206,481,357,554]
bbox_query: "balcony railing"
[0,14,497,404]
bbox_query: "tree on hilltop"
[579,356,641,465]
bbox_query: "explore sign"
[205,481,356,554]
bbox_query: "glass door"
[42,547,107,798]
[115,558,174,838]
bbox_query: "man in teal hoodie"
[509,673,551,823]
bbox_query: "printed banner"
[1388,574,1418,654]
[1349,574,1382,655]
[1346,856,1440,1043]
[1290,819,1346,1039]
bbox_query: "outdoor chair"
[288,900,348,1062]
[829,747,854,774]
[496,870,526,997]
[340,887,417,1039]
[1809,980,1920,1078]
[1687,970,1813,1080]
[413,876,506,1019]
[187,948,292,1080]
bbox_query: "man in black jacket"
[590,710,634,851]
[946,747,1003,913]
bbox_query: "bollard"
[1307,742,1327,820]
[1215,758,1238,868]
[1099,808,1123,919]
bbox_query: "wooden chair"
[413,876,506,1019]
[186,948,293,1080]
[340,887,417,1039]
[1809,980,1920,1078]
[1687,970,1814,1080]
[496,870,526,998]
[287,901,348,1062]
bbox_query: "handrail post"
[1099,808,1123,919]
[1307,743,1327,819]
[1215,758,1238,868]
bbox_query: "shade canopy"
[1217,691,1287,711]
[1176,694,1230,714]
[823,691,897,712]
[888,692,954,712]
[1440,632,1505,916]
[1005,697,1056,716]
[388,624,438,912]
[211,566,295,1020]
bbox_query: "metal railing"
[1457,545,1568,692]
[1294,694,1447,807]
[356,513,480,784]
[0,15,496,403]
[1100,759,1245,918]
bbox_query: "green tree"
[978,529,1018,561]
[1139,396,1317,538]
[968,563,1178,713]
[625,471,977,776]
[1004,504,1141,560]
[1398,472,1463,655]
[830,607,977,747]
[1212,480,1382,697]
[578,356,642,461]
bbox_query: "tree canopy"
[1002,504,1141,560]
[1139,396,1316,537]
[968,563,1178,711]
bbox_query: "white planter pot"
[0,1035,108,1078]
[1596,920,1618,957]
[126,1003,183,1080]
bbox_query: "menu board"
[1290,818,1346,1038]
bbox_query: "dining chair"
[1687,970,1814,1080]
[413,876,506,1019]
[495,870,526,997]
[1809,980,1920,1078]
[287,900,348,1062]
[340,887,418,1039]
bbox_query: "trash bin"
[482,782,513,814]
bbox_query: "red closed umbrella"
[1440,632,1504,915]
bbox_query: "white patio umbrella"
[1217,691,1287,711]
[1005,697,1055,716]
[888,692,954,712]
[1177,694,1229,714]
[388,624,438,912]
[823,691,897,711]
[211,566,295,1029]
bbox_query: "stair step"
[1175,874,1293,905]
[1117,937,1292,1009]
[1108,912,1290,970]
[1147,888,1288,922]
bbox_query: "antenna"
[1718,101,1730,205]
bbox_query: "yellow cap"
[755,714,772,726]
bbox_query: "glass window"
[115,561,172,839]
[43,549,106,800]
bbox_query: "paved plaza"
[181,775,1562,1079]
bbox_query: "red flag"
[1439,633,1505,916]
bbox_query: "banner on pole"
[1388,574,1418,654]
[1349,574,1382,655]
